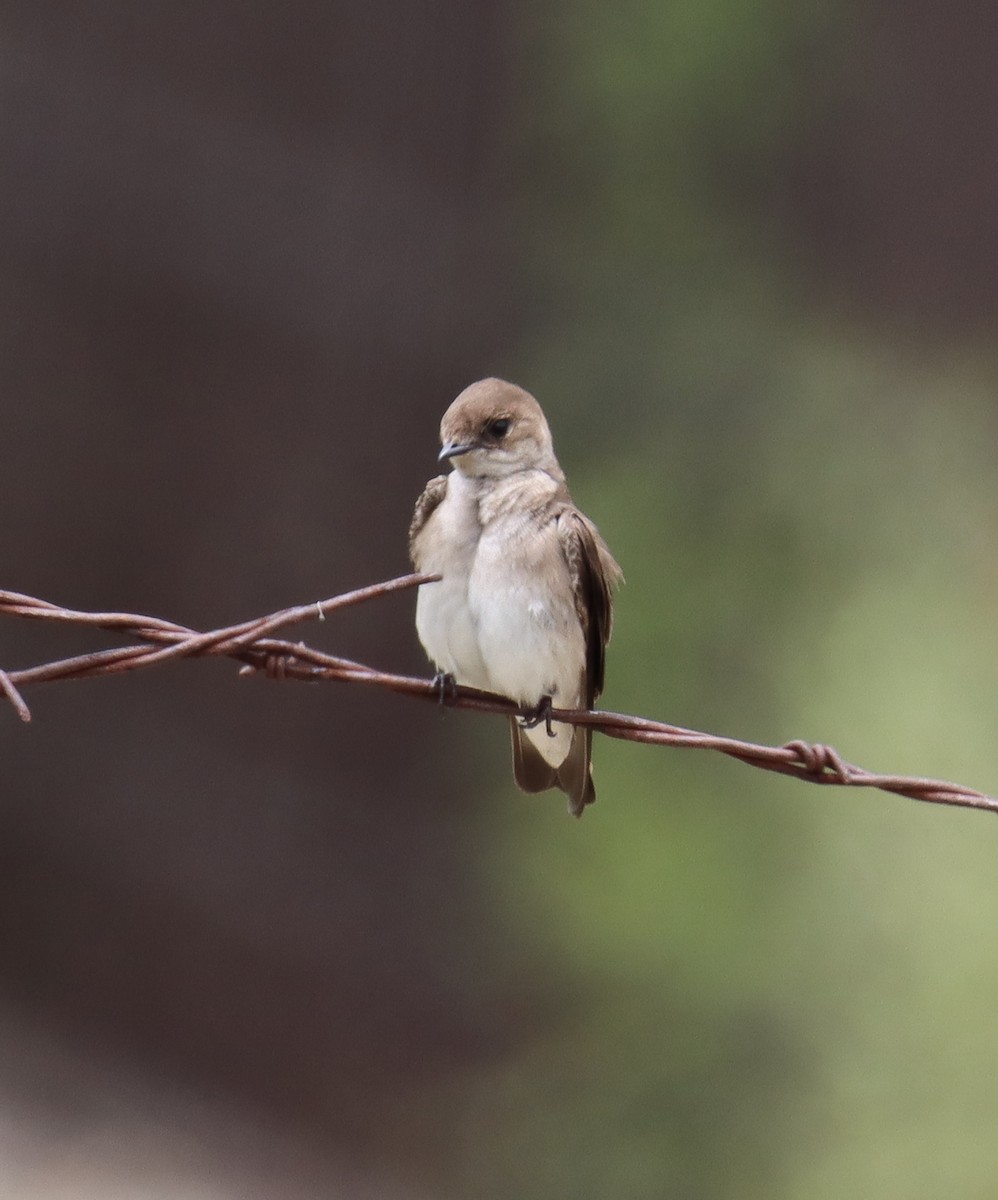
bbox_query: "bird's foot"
[431,671,459,708]
[520,694,556,738]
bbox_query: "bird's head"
[437,378,560,479]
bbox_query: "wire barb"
[1,574,995,816]
[783,739,852,783]
[0,668,31,722]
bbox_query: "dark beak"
[438,440,479,462]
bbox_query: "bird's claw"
[520,695,556,738]
[431,671,459,707]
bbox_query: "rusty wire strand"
[1,573,995,816]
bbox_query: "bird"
[409,377,622,816]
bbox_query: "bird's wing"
[408,474,448,567]
[556,508,623,704]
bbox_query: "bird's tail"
[509,718,595,817]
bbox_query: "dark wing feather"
[556,509,622,705]
[510,718,558,793]
[408,475,448,567]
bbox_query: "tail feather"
[509,719,596,817]
[509,718,557,793]
[556,725,596,817]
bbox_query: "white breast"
[413,470,587,769]
[413,473,491,690]
[468,511,585,767]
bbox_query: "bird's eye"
[486,417,511,439]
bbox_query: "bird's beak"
[438,440,479,462]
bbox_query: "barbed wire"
[1,573,995,816]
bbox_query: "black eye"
[486,417,511,439]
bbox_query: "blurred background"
[2,1,998,1196]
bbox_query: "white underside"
[414,472,584,769]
